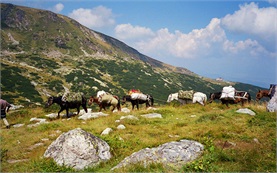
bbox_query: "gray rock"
[141,113,162,119]
[78,112,108,120]
[111,139,204,170]
[44,128,111,170]
[13,123,25,128]
[101,128,113,135]
[236,108,256,116]
[120,115,139,120]
[117,124,126,130]
[121,108,131,113]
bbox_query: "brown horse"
[88,95,121,112]
[256,89,270,101]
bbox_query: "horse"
[256,89,270,101]
[45,95,88,118]
[220,91,251,107]
[88,95,121,112]
[167,92,207,106]
[208,92,222,103]
[122,94,154,110]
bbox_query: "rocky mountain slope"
[0,3,264,104]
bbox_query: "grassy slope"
[1,102,275,172]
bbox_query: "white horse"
[167,92,207,106]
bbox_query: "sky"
[2,0,277,88]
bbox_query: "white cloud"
[69,6,115,29]
[223,39,269,56]
[115,23,155,40]
[114,3,276,61]
[125,18,227,59]
[54,3,64,13]
[221,2,277,46]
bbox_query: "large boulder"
[111,139,204,170]
[44,128,111,170]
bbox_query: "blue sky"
[2,0,277,88]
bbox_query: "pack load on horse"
[127,89,148,101]
[167,90,207,106]
[45,91,88,118]
[219,86,251,107]
[89,91,121,112]
[220,86,235,100]
[128,89,150,102]
[97,90,108,98]
[178,90,194,100]
[122,89,154,110]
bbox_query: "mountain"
[0,3,265,105]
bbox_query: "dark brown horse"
[208,92,222,103]
[45,95,88,118]
[88,95,121,112]
[256,89,270,101]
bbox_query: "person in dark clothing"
[0,99,11,129]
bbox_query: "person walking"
[0,99,11,129]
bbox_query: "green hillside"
[0,3,266,105]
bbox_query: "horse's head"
[45,96,54,108]
[121,96,127,105]
[88,96,95,106]
[167,94,172,102]
[208,93,215,103]
[167,93,178,102]
[256,90,263,101]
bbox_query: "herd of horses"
[45,89,271,118]
[45,92,154,118]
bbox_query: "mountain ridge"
[0,3,265,104]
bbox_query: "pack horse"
[122,93,154,110]
[45,92,88,118]
[167,91,207,106]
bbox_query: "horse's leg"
[111,105,115,112]
[82,104,88,113]
[77,106,80,115]
[117,99,121,111]
[58,107,65,118]
[131,103,135,110]
[99,105,102,112]
[66,108,69,118]
[136,101,139,110]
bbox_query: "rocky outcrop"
[267,85,277,112]
[44,128,111,170]
[111,139,204,170]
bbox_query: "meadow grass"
[0,102,276,172]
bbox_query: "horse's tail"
[208,93,213,103]
[82,95,87,104]
[204,94,207,105]
[149,95,154,106]
[247,93,251,103]
[82,95,88,113]
[117,97,121,111]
